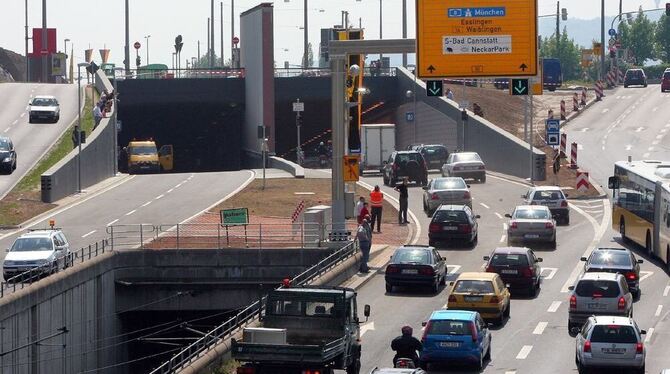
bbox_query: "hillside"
[0,47,26,82]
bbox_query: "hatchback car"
[428,205,479,247]
[447,272,510,325]
[574,316,646,374]
[484,247,543,295]
[581,247,643,299]
[506,205,556,248]
[441,152,486,183]
[383,151,428,186]
[661,69,670,92]
[0,136,17,173]
[419,310,491,371]
[369,368,426,374]
[2,229,71,281]
[385,245,447,293]
[568,272,634,333]
[624,68,647,88]
[522,185,570,224]
[28,95,60,123]
[416,144,449,170]
[422,177,472,214]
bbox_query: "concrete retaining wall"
[41,70,116,202]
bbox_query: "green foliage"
[539,27,582,80]
[655,14,670,63]
[627,10,656,64]
[302,42,315,68]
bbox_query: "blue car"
[419,310,491,371]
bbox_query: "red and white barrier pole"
[581,87,587,106]
[560,100,566,120]
[570,142,578,169]
[573,92,579,111]
[595,81,603,101]
[560,133,567,158]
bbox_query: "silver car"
[522,185,570,224]
[568,272,634,333]
[2,229,71,281]
[506,205,556,248]
[574,316,646,374]
[422,177,471,215]
[441,152,486,183]
[28,95,60,123]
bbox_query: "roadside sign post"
[545,119,560,146]
[293,99,304,165]
[405,111,415,122]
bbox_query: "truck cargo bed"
[231,337,345,365]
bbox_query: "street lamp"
[76,62,90,193]
[144,35,151,65]
[113,67,126,175]
[64,39,70,81]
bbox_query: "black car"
[383,151,428,186]
[581,247,643,299]
[417,144,449,170]
[0,137,17,173]
[484,247,543,295]
[385,245,447,293]
[624,69,647,88]
[428,205,479,247]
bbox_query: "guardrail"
[149,240,358,374]
[0,239,109,298]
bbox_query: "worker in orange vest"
[369,185,384,233]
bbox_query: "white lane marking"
[125,209,137,216]
[81,230,96,238]
[516,345,533,360]
[360,322,375,337]
[649,147,655,151]
[578,144,584,150]
[656,134,664,139]
[155,194,165,200]
[533,322,548,335]
[653,107,658,112]
[645,328,654,343]
[635,127,645,132]
[625,145,632,151]
[447,265,461,274]
[655,305,663,317]
[11,120,17,125]
[639,271,653,282]
[20,112,25,118]
[601,108,609,113]
[662,129,668,133]
[580,128,589,132]
[541,267,558,280]
[601,146,605,151]
[166,188,174,193]
[548,301,562,313]
[503,223,508,230]
[653,140,660,145]
[664,285,670,297]
[107,219,119,226]
[505,372,517,374]
[495,212,503,219]
[3,128,9,133]
[141,201,152,207]
[480,202,490,209]
[666,123,670,128]
[643,152,650,158]
[174,183,183,189]
[500,234,506,243]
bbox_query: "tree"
[192,50,219,68]
[539,27,582,80]
[302,42,315,68]
[655,14,670,63]
[627,9,656,64]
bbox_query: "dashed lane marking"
[635,127,645,132]
[81,230,96,238]
[580,128,590,132]
[664,285,670,297]
[20,113,25,118]
[125,209,136,216]
[533,322,548,335]
[653,140,660,145]
[541,267,558,280]
[3,128,9,133]
[503,223,508,230]
[645,328,654,343]
[602,108,609,113]
[655,305,663,317]
[643,153,650,158]
[480,202,490,209]
[360,322,375,337]
[626,145,632,151]
[656,134,664,139]
[516,345,533,360]
[11,120,17,125]
[155,194,164,200]
[166,188,174,193]
[447,265,461,274]
[640,271,653,282]
[505,372,517,374]
[495,212,503,219]
[548,301,562,313]
[500,234,506,243]
[649,147,655,151]
[107,219,119,226]
[141,201,152,207]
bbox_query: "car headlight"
[3,157,11,163]
[36,259,49,265]
[3,260,16,266]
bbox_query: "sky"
[0,0,665,69]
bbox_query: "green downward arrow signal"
[514,80,527,94]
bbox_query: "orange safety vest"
[370,190,384,207]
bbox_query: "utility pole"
[402,0,407,67]
[25,0,29,81]
[601,0,606,80]
[211,0,215,69]
[231,0,235,65]
[556,1,560,57]
[303,0,309,68]
[220,2,224,66]
[379,0,383,62]
[124,0,130,75]
[207,17,211,67]
[41,0,47,83]
[197,40,201,65]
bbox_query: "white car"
[28,95,60,123]
[3,229,71,281]
[522,185,570,225]
[441,152,486,183]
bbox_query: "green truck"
[232,286,370,374]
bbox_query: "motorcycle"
[394,357,417,369]
[318,154,330,168]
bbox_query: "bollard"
[560,133,567,158]
[618,69,624,86]
[570,142,578,169]
[548,109,554,119]
[576,170,590,192]
[573,92,579,111]
[581,87,587,106]
[560,100,567,120]
[595,81,603,101]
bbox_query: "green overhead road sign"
[510,79,529,96]
[427,80,443,97]
[220,208,249,225]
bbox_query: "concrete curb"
[487,171,533,186]
[269,156,305,178]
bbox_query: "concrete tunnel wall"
[0,248,332,374]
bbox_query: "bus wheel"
[619,218,628,242]
[645,231,652,256]
[667,246,670,273]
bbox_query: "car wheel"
[564,215,570,225]
[475,352,484,370]
[644,84,648,88]
[419,361,429,371]
[54,115,59,122]
[633,289,641,300]
[440,274,447,286]
[503,302,510,318]
[432,281,439,294]
[484,341,491,360]
[550,237,557,249]
[428,239,436,247]
[577,356,587,374]
[620,218,628,242]
[470,234,478,247]
[624,84,628,88]
[529,283,537,296]
[646,231,653,255]
[385,283,393,293]
[637,365,645,374]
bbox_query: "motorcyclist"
[391,326,423,367]
[316,142,328,157]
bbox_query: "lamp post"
[64,39,70,81]
[113,67,126,175]
[144,35,151,65]
[77,62,90,193]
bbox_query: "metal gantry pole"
[220,1,224,65]
[41,0,47,83]
[303,0,309,68]
[402,0,407,67]
[529,88,534,184]
[330,56,346,234]
[211,0,215,69]
[600,0,606,80]
[25,0,29,81]
[378,0,383,62]
[77,65,82,193]
[124,0,130,75]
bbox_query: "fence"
[148,240,358,374]
[0,239,109,298]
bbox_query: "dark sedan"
[581,247,643,299]
[385,245,447,294]
[0,137,17,173]
[483,247,543,295]
[428,205,479,247]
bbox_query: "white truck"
[360,124,395,174]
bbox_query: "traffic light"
[135,56,141,67]
[561,8,568,21]
[666,3,670,16]
[296,115,303,127]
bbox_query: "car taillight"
[463,191,471,199]
[561,201,568,207]
[448,295,457,302]
[419,266,435,276]
[583,340,591,353]
[521,266,534,277]
[489,296,499,303]
[510,221,518,229]
[618,296,626,310]
[469,322,478,342]
[386,265,400,274]
[570,295,577,309]
[545,222,554,229]
[421,321,432,342]
[485,265,495,273]
[625,271,637,281]
[478,165,485,170]
[429,223,441,233]
[237,368,255,374]
[431,193,440,200]
[302,370,322,374]
[636,342,644,354]
[458,224,472,233]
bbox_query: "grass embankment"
[0,87,97,226]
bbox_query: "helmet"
[401,326,413,336]
[320,142,324,146]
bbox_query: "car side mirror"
[570,327,581,334]
[483,256,490,261]
[364,304,371,318]
[505,283,511,289]
[564,193,569,198]
[505,214,512,218]
[5,248,9,253]
[580,257,587,262]
[637,259,644,264]
[449,281,454,286]
[475,215,481,219]
[467,184,471,188]
[421,321,427,327]
[537,258,543,263]
[640,330,647,335]
[568,286,575,291]
[422,186,429,190]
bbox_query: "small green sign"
[220,208,249,225]
[511,79,529,95]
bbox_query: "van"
[126,140,173,173]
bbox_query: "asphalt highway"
[0,83,78,199]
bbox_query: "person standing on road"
[356,217,372,273]
[370,185,384,233]
[355,196,365,222]
[446,88,454,101]
[358,202,370,225]
[395,177,409,224]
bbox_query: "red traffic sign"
[134,41,141,49]
[232,36,240,45]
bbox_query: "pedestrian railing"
[0,239,109,298]
[148,240,358,374]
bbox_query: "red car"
[662,69,670,92]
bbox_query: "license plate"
[402,269,418,274]
[443,226,458,231]
[440,341,461,348]
[587,303,606,309]
[602,348,625,354]
[525,234,540,239]
[464,296,482,302]
[501,269,518,274]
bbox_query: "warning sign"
[343,156,360,182]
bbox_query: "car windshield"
[454,153,481,162]
[490,253,529,266]
[434,178,466,189]
[130,146,157,155]
[31,98,56,106]
[514,208,550,219]
[433,210,468,223]
[575,280,620,297]
[11,237,53,252]
[590,251,632,267]
[426,320,473,335]
[664,72,670,79]
[0,140,10,151]
[532,190,564,200]
[454,280,494,294]
[423,146,445,155]
[393,249,429,264]
[590,325,638,344]
[396,153,422,164]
